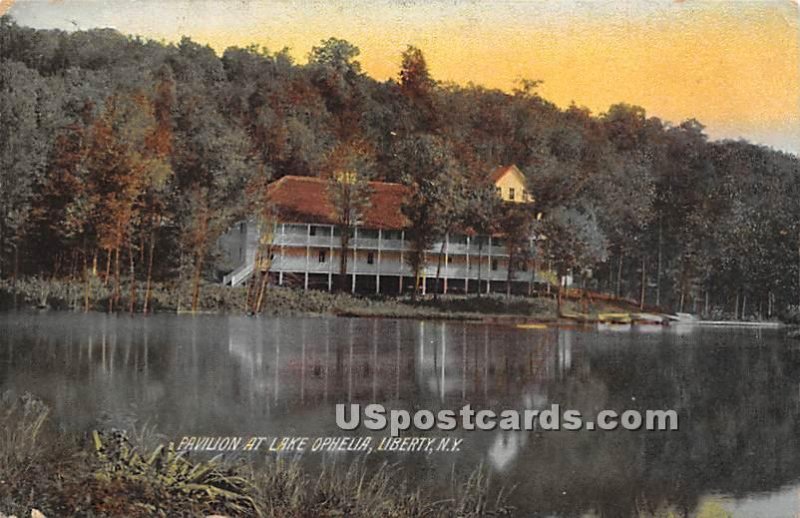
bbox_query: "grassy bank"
[0,393,511,517]
[0,276,560,321]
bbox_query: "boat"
[516,323,547,330]
[665,312,699,323]
[598,312,632,324]
[631,313,667,325]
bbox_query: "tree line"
[1,16,799,318]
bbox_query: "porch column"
[399,230,405,294]
[465,236,470,294]
[376,229,382,294]
[486,236,492,294]
[279,223,285,286]
[304,223,310,291]
[443,233,449,294]
[421,251,427,295]
[351,227,358,293]
[328,225,334,292]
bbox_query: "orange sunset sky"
[5,0,800,154]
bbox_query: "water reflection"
[1,312,800,516]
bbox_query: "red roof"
[489,164,518,183]
[266,175,410,229]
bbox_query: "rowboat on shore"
[598,312,632,324]
[631,313,668,325]
[516,323,548,330]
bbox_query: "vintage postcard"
[0,0,798,516]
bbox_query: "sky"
[5,0,800,154]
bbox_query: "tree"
[398,45,439,133]
[0,59,56,285]
[543,206,608,312]
[395,135,455,299]
[325,139,374,291]
[461,183,502,296]
[497,201,537,298]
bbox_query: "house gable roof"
[266,175,410,229]
[489,164,526,185]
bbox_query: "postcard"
[0,1,798,516]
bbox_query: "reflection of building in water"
[557,329,572,378]
[225,317,575,412]
[489,431,526,472]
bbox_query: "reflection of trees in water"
[4,316,800,516]
[505,329,800,517]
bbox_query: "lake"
[1,312,799,517]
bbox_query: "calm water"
[1,312,799,517]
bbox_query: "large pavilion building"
[217,165,541,294]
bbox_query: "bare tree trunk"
[191,252,204,313]
[704,289,709,317]
[143,231,156,315]
[109,247,121,313]
[83,245,90,313]
[412,268,420,302]
[639,255,646,310]
[104,249,112,286]
[547,260,552,296]
[656,222,662,307]
[734,292,740,320]
[0,214,5,280]
[506,245,515,299]
[615,252,624,299]
[434,237,446,301]
[556,282,563,316]
[741,293,747,320]
[255,267,270,313]
[12,243,19,310]
[128,242,136,314]
[339,230,350,292]
[245,249,261,313]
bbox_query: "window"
[309,225,317,236]
[491,259,498,271]
[367,252,375,265]
[509,188,515,201]
[522,189,528,200]
[239,222,245,233]
[318,250,327,263]
[447,256,453,264]
[495,186,502,197]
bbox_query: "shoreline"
[0,277,791,327]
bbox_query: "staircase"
[223,261,255,287]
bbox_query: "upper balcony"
[268,223,519,257]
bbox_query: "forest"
[1,16,799,318]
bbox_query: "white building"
[218,165,542,295]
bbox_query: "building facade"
[218,165,541,294]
